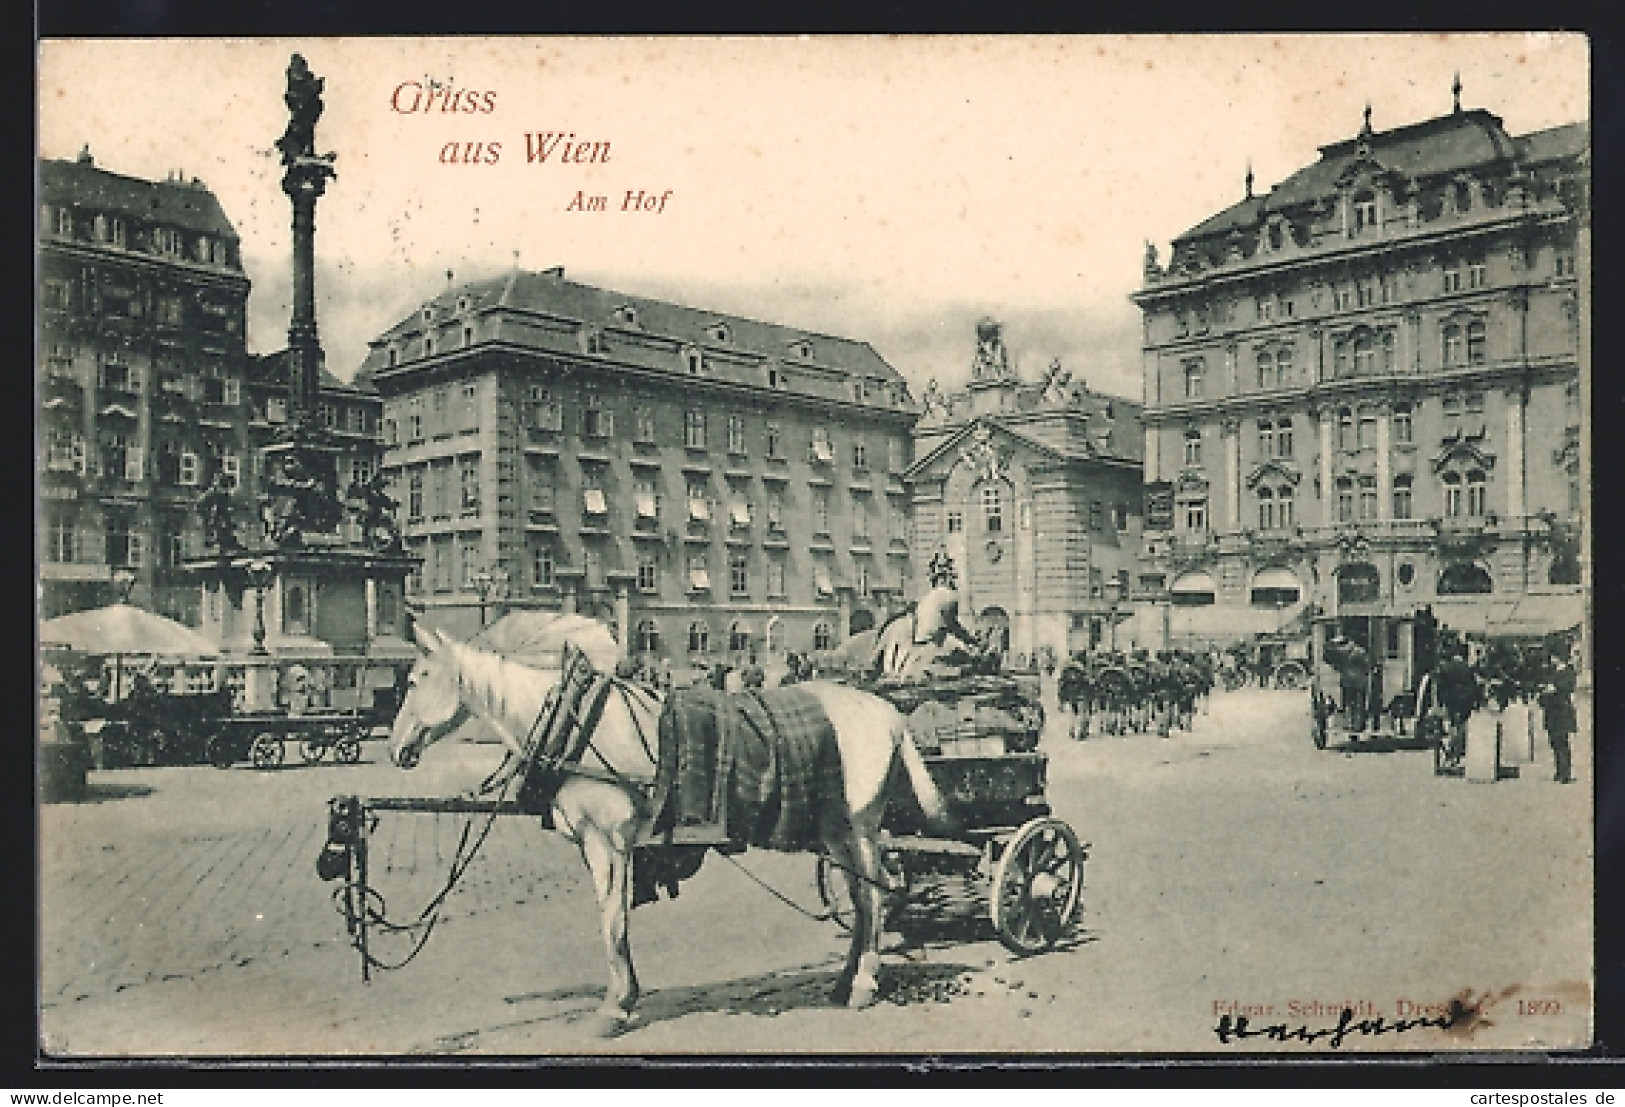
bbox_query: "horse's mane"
[439,637,558,730]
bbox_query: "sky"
[38,34,1588,402]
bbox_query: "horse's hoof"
[588,1011,634,1039]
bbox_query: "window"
[1357,282,1376,309]
[768,365,784,389]
[813,622,834,652]
[533,544,555,589]
[1256,351,1274,390]
[1467,321,1487,366]
[814,489,831,534]
[852,439,868,471]
[459,456,480,516]
[1393,475,1413,519]
[106,517,141,568]
[1453,180,1473,214]
[407,398,423,440]
[1443,323,1465,367]
[583,392,611,438]
[1337,408,1355,451]
[178,450,200,486]
[684,410,706,449]
[635,619,659,653]
[1336,478,1354,522]
[1354,334,1376,376]
[635,408,656,444]
[946,510,963,534]
[1358,476,1378,520]
[1183,428,1202,467]
[730,554,749,596]
[584,548,604,590]
[1335,287,1354,312]
[810,427,834,464]
[1183,359,1204,399]
[1257,420,1275,458]
[982,485,1003,532]
[1353,191,1377,232]
[460,383,479,432]
[1443,472,1463,517]
[634,479,659,522]
[767,559,786,597]
[1333,339,1351,378]
[432,464,454,518]
[766,423,783,459]
[458,537,480,590]
[1181,499,1207,532]
[1358,409,1377,450]
[55,207,73,237]
[856,561,871,600]
[852,498,868,538]
[530,388,563,432]
[1393,403,1413,444]
[1257,487,1275,531]
[1464,391,1485,414]
[1258,297,1274,322]
[688,555,711,592]
[47,515,75,563]
[727,414,746,455]
[688,622,710,653]
[1089,501,1103,531]
[684,347,703,375]
[687,482,710,522]
[1278,486,1295,529]
[529,467,555,515]
[1466,470,1488,516]
[1111,503,1128,531]
[1555,252,1576,278]
[1276,417,1293,458]
[888,438,905,473]
[1468,261,1488,289]
[729,494,751,529]
[766,489,783,528]
[1443,267,1463,294]
[430,389,449,436]
[407,470,424,521]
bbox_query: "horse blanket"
[651,686,842,851]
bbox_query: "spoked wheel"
[250,733,285,770]
[815,851,909,933]
[990,817,1085,955]
[334,735,363,764]
[299,737,327,764]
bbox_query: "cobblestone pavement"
[39,690,1593,1056]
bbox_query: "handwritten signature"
[1214,1000,1475,1049]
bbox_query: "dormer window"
[768,365,785,389]
[422,306,435,324]
[614,304,639,327]
[424,334,435,357]
[55,208,73,237]
[1353,191,1378,233]
[682,346,703,375]
[579,326,606,356]
[387,346,399,368]
[708,322,731,343]
[457,296,470,313]
[789,339,813,359]
[1453,180,1473,214]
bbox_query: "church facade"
[906,321,1145,664]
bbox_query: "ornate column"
[1318,408,1335,526]
[1506,386,1527,521]
[277,54,338,415]
[1222,417,1241,533]
[1376,403,1392,521]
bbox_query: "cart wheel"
[250,733,284,770]
[990,817,1085,955]
[300,738,327,764]
[815,851,909,933]
[334,736,363,764]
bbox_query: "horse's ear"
[412,623,439,653]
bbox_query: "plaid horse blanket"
[651,686,842,851]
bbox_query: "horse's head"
[390,624,468,768]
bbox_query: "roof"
[904,415,1138,482]
[248,351,377,399]
[366,268,906,385]
[1175,109,1585,246]
[39,155,239,240]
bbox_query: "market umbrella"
[465,611,621,671]
[41,604,217,657]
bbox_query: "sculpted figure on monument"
[277,54,324,166]
[346,470,403,553]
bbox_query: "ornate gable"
[1245,460,1303,489]
[1431,439,1496,474]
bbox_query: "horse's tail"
[892,720,953,832]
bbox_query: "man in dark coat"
[1433,645,1482,766]
[1328,636,1373,732]
[1538,656,1578,784]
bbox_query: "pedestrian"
[1433,643,1481,768]
[1537,654,1578,784]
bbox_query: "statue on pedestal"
[277,54,325,167]
[346,470,403,553]
[263,448,343,548]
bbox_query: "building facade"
[364,267,919,661]
[39,150,388,624]
[1132,100,1587,643]
[907,321,1145,663]
[39,151,252,622]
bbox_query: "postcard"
[36,34,1592,1057]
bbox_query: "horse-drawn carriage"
[1309,608,1433,750]
[205,709,374,768]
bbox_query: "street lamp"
[245,559,274,656]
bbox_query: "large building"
[907,320,1145,663]
[363,267,920,661]
[1131,95,1587,643]
[38,150,388,625]
[39,150,252,622]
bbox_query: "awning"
[1171,571,1218,595]
[729,501,751,526]
[688,568,711,591]
[634,492,658,519]
[688,498,710,522]
[812,439,834,463]
[582,488,608,515]
[814,564,834,596]
[1485,592,1585,638]
[1251,567,1301,592]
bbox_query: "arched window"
[636,619,660,654]
[1442,471,1463,517]
[813,622,833,652]
[1183,428,1202,467]
[1466,470,1488,516]
[1337,563,1381,605]
[1256,350,1274,390]
[1337,407,1355,451]
[687,621,710,654]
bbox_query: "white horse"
[388,624,949,1037]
